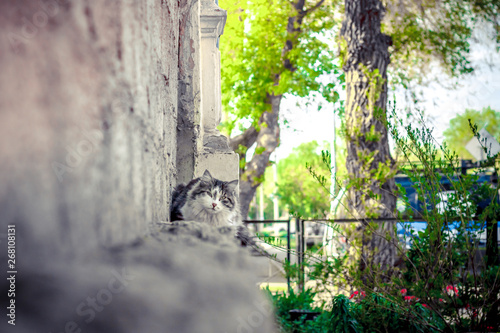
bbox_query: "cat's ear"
[201,169,212,182]
[226,180,238,193]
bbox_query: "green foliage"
[255,146,266,155]
[270,290,446,333]
[389,110,500,332]
[270,288,362,333]
[327,295,363,333]
[266,111,500,333]
[270,288,322,333]
[219,0,339,135]
[276,141,332,218]
[443,107,500,159]
[384,0,500,85]
[354,293,446,333]
[271,288,319,320]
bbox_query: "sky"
[275,40,500,160]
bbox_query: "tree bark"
[229,126,258,153]
[341,0,397,279]
[238,94,282,219]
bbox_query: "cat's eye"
[205,191,212,197]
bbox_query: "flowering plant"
[349,290,366,300]
[445,284,459,297]
[403,295,418,302]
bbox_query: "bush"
[271,289,446,333]
[268,112,500,332]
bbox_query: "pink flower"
[438,298,444,302]
[349,290,366,300]
[446,285,459,296]
[400,288,407,295]
[422,304,429,308]
[404,296,416,302]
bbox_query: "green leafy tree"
[443,107,500,159]
[275,141,332,218]
[338,0,500,275]
[219,0,340,218]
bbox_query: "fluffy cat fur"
[171,170,242,227]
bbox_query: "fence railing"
[244,218,500,293]
[244,218,398,292]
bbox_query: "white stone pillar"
[197,0,239,182]
[199,0,227,150]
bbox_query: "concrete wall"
[0,0,185,255]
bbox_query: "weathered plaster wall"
[0,0,182,255]
[177,0,203,184]
[0,3,275,333]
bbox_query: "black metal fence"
[244,218,401,292]
[244,218,500,293]
[244,218,390,292]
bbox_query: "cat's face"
[192,170,238,215]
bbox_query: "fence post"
[296,218,305,292]
[287,219,291,293]
[300,219,305,292]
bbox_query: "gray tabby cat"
[171,170,242,227]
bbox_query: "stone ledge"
[1,221,276,333]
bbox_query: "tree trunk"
[341,0,397,279]
[238,94,282,219]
